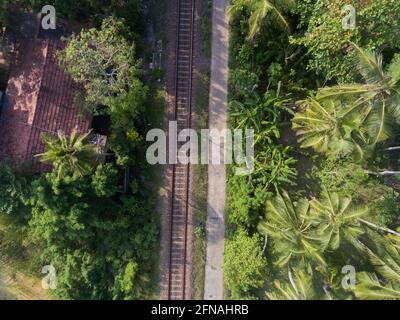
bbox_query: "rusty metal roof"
[0,38,90,172]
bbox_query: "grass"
[145,75,167,298]
[186,0,212,297]
[149,0,168,47]
[143,0,170,300]
[201,0,213,57]
[0,216,51,300]
[0,259,51,300]
[192,163,208,300]
[192,70,210,299]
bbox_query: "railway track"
[165,0,196,300]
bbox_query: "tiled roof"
[0,38,90,172]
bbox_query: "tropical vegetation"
[0,1,160,300]
[226,0,400,300]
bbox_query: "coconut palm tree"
[309,190,400,247]
[227,0,294,39]
[257,190,326,267]
[266,265,325,300]
[317,44,400,146]
[291,98,369,160]
[309,189,369,251]
[36,129,97,178]
[354,272,400,300]
[260,190,400,265]
[353,234,400,300]
[362,233,400,283]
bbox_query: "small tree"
[58,16,137,112]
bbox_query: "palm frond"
[36,129,97,178]
[266,266,317,300]
[351,43,386,85]
[258,190,326,267]
[387,54,400,87]
[354,272,400,300]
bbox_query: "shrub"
[224,229,268,299]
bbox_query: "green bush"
[108,82,148,166]
[224,229,268,299]
[374,193,400,227]
[0,161,30,218]
[28,169,158,299]
[312,157,368,198]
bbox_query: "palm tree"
[257,190,326,267]
[309,190,400,246]
[227,0,294,39]
[260,190,400,265]
[266,265,324,300]
[317,44,400,146]
[354,272,400,300]
[353,235,400,300]
[362,233,400,282]
[36,129,97,178]
[309,189,369,250]
[291,98,368,160]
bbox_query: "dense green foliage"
[107,84,148,166]
[292,0,400,82]
[0,0,144,39]
[226,0,400,300]
[28,167,157,299]
[0,162,30,217]
[0,7,159,300]
[224,229,268,299]
[58,17,150,167]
